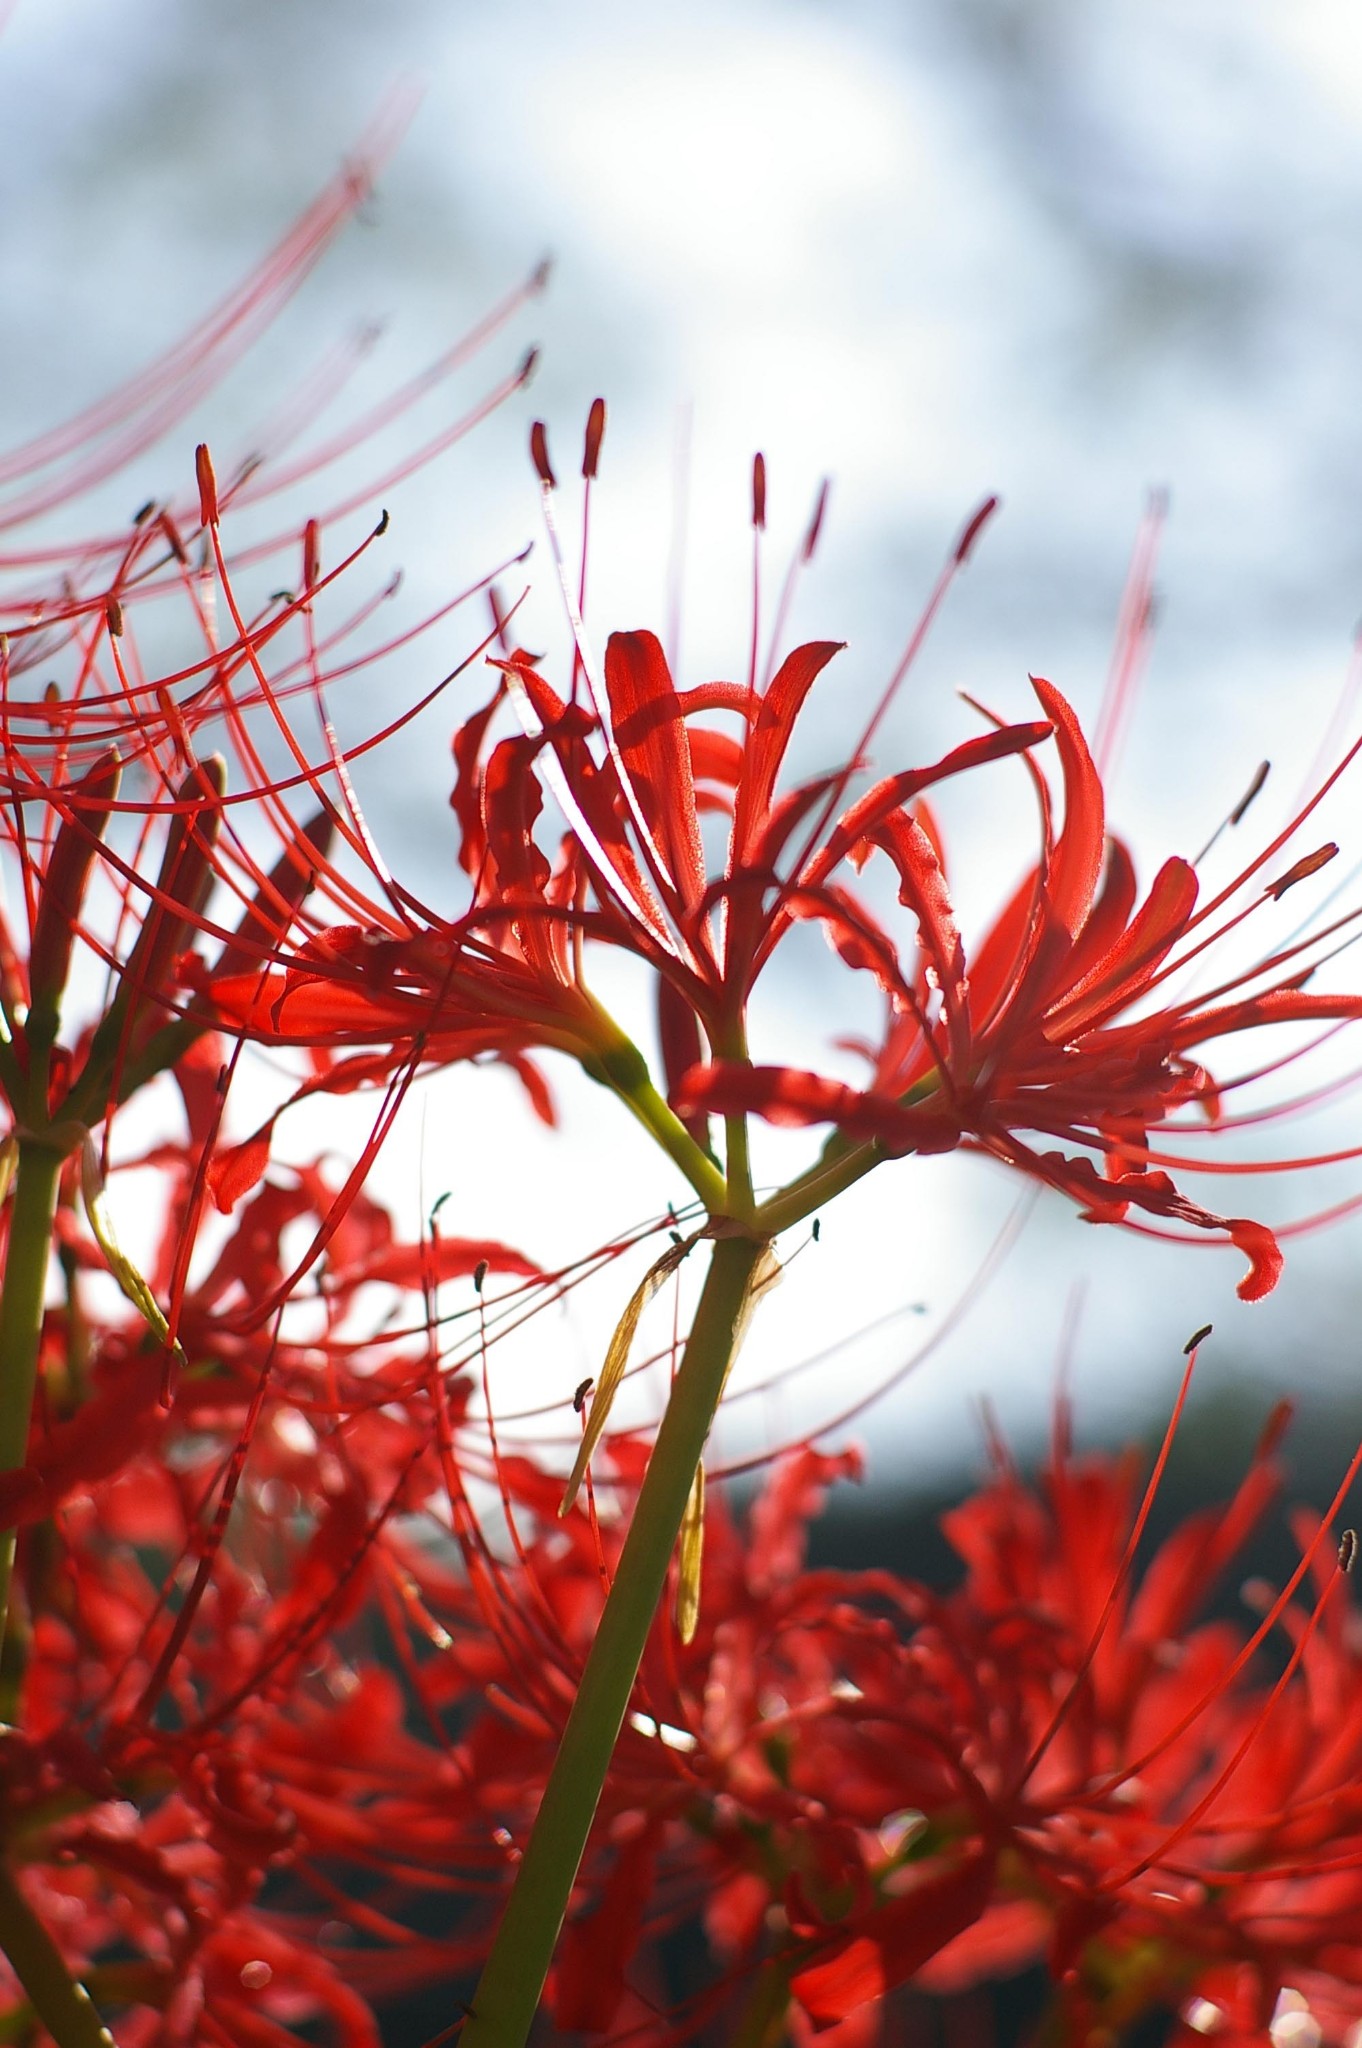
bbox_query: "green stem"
[0,1864,112,2048]
[460,1232,767,2048]
[716,1017,755,1223]
[0,1143,62,1660]
[0,1151,108,2046]
[614,1073,731,1215]
[753,1133,884,1236]
[729,1960,792,2048]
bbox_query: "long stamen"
[1092,486,1165,780]
[782,494,999,901]
[574,398,606,704]
[748,450,765,705]
[761,475,830,691]
[665,400,693,678]
[530,423,682,911]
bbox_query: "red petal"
[1052,836,1138,995]
[552,1822,659,2032]
[675,1063,959,1155]
[1045,855,1198,1039]
[1029,676,1105,939]
[451,677,505,877]
[869,811,969,1066]
[965,865,1044,1038]
[734,640,844,861]
[1228,1217,1283,1301]
[804,723,1053,893]
[791,1853,995,2025]
[688,724,745,788]
[207,1127,274,1213]
[336,1237,542,1289]
[748,1446,862,1592]
[500,1050,558,1126]
[605,629,706,912]
[1147,986,1362,1057]
[482,734,552,901]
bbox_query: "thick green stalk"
[0,1143,62,1659]
[0,1866,112,2048]
[460,1232,766,2048]
[0,1145,112,2048]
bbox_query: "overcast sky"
[8,0,1362,1483]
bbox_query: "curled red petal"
[734,639,845,862]
[804,722,1054,892]
[1045,853,1198,1038]
[206,1127,274,1214]
[1228,1217,1283,1301]
[1029,675,1104,940]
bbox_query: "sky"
[7,0,1362,1486]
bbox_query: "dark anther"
[1266,843,1338,900]
[801,478,830,563]
[530,421,556,488]
[1230,760,1270,826]
[582,397,606,479]
[954,494,999,566]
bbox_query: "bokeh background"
[7,0,1362,1504]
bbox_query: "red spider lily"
[382,1372,1362,2048]
[10,1015,1362,2047]
[0,136,544,1372]
[207,445,1045,1173]
[0,150,554,2022]
[0,1135,563,2043]
[674,654,1362,1299]
[210,417,1362,1297]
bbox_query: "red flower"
[675,658,1362,1298]
[0,134,544,1322]
[0,1142,554,2042]
[397,1391,1362,2046]
[215,425,1362,1290]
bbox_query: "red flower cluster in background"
[8,1106,1362,2048]
[395,1375,1362,2047]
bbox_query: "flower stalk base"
[460,1232,768,2048]
[0,1863,112,2048]
[0,1145,64,1660]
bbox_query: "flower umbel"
[230,420,1362,1297]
